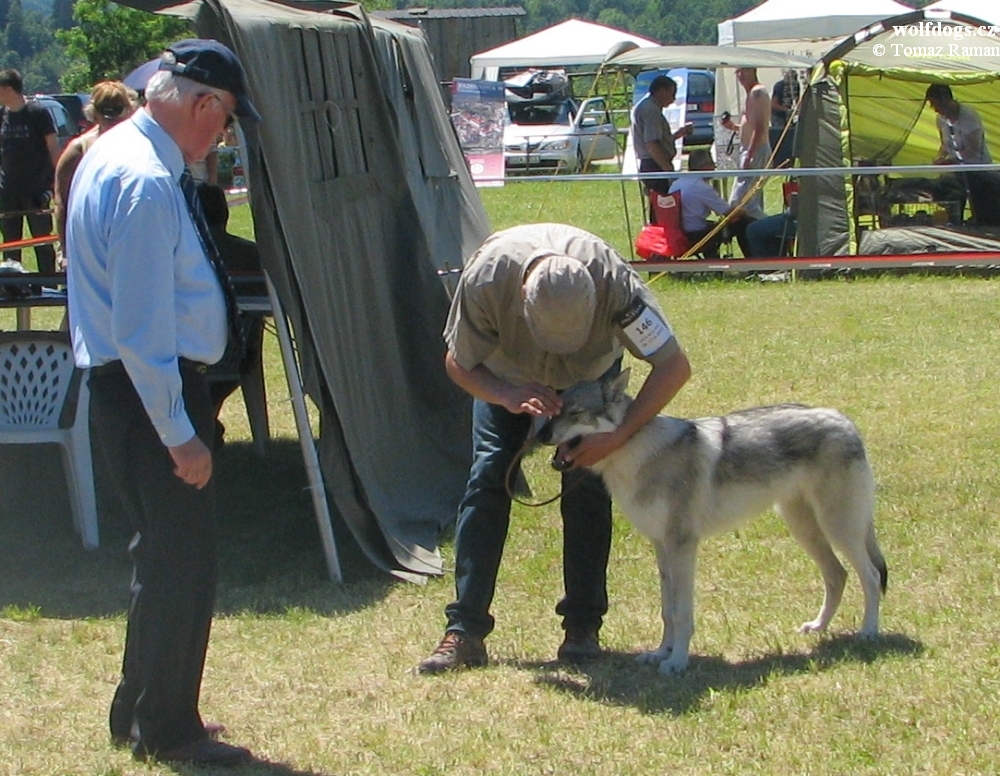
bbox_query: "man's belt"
[89,358,208,376]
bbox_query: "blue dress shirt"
[67,109,228,448]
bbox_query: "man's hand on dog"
[503,382,562,417]
[555,431,621,471]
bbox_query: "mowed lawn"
[1,179,999,775]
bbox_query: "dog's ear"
[604,368,631,401]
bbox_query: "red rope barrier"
[0,235,60,252]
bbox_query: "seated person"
[668,149,750,257]
[926,83,1000,227]
[197,182,265,293]
[746,185,798,257]
[746,212,796,257]
[196,182,265,447]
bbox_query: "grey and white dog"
[536,369,887,675]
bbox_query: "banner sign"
[450,78,507,187]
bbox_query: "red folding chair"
[635,191,691,260]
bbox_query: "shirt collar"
[130,108,186,181]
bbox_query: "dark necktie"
[178,168,244,355]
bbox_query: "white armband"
[617,298,673,357]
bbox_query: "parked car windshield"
[508,101,573,127]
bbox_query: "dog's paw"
[797,619,827,634]
[855,628,879,642]
[657,656,689,676]
[635,649,670,666]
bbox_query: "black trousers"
[686,215,751,258]
[0,188,57,271]
[965,171,1000,227]
[639,157,673,196]
[89,362,218,754]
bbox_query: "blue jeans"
[445,364,618,640]
[745,213,796,257]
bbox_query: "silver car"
[504,96,619,174]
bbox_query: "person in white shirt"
[668,149,750,257]
[926,83,1000,226]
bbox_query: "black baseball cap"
[159,38,261,122]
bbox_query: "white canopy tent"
[470,18,659,80]
[924,0,1000,24]
[717,0,916,58]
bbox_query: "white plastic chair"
[0,331,98,549]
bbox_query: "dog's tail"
[867,525,888,595]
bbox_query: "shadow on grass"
[526,632,923,716]
[0,438,395,620]
[168,754,336,776]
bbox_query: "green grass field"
[2,183,1000,775]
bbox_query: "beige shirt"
[444,223,679,390]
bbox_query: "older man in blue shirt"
[67,39,260,767]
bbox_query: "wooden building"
[372,6,525,84]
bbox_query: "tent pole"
[265,272,343,583]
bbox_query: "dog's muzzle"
[551,436,582,472]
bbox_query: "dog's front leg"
[656,539,699,675]
[635,542,674,667]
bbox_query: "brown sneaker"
[418,631,487,674]
[557,629,601,662]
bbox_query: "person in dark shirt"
[196,182,266,446]
[0,68,60,272]
[197,182,263,287]
[769,70,800,168]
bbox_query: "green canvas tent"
[117,0,492,580]
[796,8,1000,256]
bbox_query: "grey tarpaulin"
[121,0,492,580]
[859,226,1000,255]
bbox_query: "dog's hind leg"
[857,524,888,637]
[636,542,675,667]
[776,495,848,634]
[812,463,884,639]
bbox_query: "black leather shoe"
[134,737,251,766]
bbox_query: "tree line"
[2,0,189,94]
